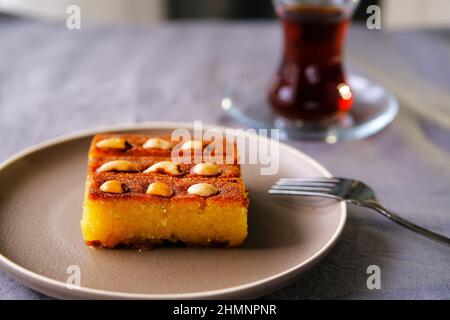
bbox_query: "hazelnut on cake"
[81,134,248,248]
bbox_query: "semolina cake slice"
[81,134,248,248]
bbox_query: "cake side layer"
[81,198,248,248]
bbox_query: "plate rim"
[0,121,346,299]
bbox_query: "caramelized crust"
[90,134,174,158]
[88,173,246,204]
[90,133,238,162]
[88,156,241,178]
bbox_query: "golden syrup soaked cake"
[81,134,248,248]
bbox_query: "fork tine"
[275,180,336,187]
[268,189,340,199]
[271,185,333,192]
[278,177,340,183]
[269,177,341,199]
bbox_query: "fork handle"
[359,201,450,246]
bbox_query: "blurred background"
[0,0,449,29]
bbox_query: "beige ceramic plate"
[0,122,345,299]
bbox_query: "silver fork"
[269,177,450,246]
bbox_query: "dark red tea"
[268,5,353,121]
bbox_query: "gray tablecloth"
[0,19,449,299]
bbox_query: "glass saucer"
[221,74,399,142]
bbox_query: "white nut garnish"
[96,138,128,149]
[143,138,172,150]
[100,180,126,193]
[146,182,173,197]
[97,160,139,173]
[191,163,220,176]
[180,140,203,151]
[187,183,219,197]
[143,161,184,176]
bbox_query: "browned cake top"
[88,173,248,207]
[90,133,238,163]
[86,134,248,207]
[88,156,241,178]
